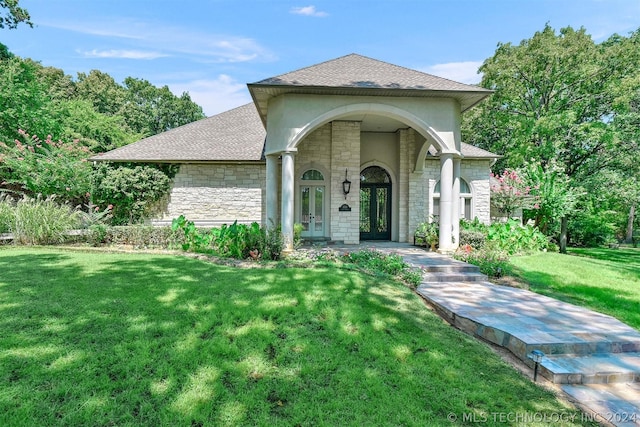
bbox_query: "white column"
[266,154,279,229]
[452,157,461,249]
[281,151,295,252]
[438,153,454,252]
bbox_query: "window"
[302,169,324,181]
[433,178,473,220]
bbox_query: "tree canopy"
[0,45,205,223]
[0,0,31,29]
[463,24,640,247]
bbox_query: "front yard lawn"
[508,247,640,330]
[0,247,589,426]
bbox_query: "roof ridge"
[251,53,358,84]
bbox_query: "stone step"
[561,383,640,426]
[538,353,640,384]
[421,272,488,283]
[421,264,482,274]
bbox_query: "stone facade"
[152,163,266,226]
[425,158,492,225]
[329,121,361,244]
[150,126,492,242]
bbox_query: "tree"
[75,70,127,116]
[0,57,63,144]
[463,25,639,250]
[121,77,204,136]
[0,0,31,29]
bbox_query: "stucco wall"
[152,163,266,227]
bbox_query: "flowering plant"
[0,129,92,205]
[490,169,539,218]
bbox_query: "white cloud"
[290,6,329,17]
[47,20,275,64]
[168,75,252,116]
[421,61,483,84]
[80,49,169,60]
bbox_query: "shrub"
[486,219,547,255]
[171,215,283,261]
[0,130,92,205]
[0,194,12,233]
[342,249,422,288]
[568,209,617,247]
[11,195,81,245]
[91,163,176,225]
[453,243,510,278]
[459,229,487,249]
[106,225,186,249]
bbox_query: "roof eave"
[247,83,493,122]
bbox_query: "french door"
[360,184,391,240]
[300,185,325,237]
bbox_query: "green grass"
[0,247,590,426]
[509,247,640,329]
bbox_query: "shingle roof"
[460,142,500,159]
[90,103,265,162]
[248,54,492,122]
[252,53,487,92]
[92,54,496,163]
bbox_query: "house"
[92,54,497,252]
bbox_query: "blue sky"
[3,0,640,115]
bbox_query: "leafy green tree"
[0,0,31,29]
[0,130,92,205]
[463,25,639,250]
[0,41,13,59]
[0,57,63,143]
[75,70,127,116]
[59,100,140,153]
[121,77,204,136]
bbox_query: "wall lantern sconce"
[528,349,545,382]
[342,169,351,198]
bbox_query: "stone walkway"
[327,242,640,426]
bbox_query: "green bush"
[487,219,547,255]
[91,163,176,225]
[105,225,186,249]
[171,216,283,260]
[342,249,422,288]
[568,209,617,247]
[0,130,93,206]
[0,194,13,233]
[454,243,510,278]
[10,195,82,245]
[459,229,487,249]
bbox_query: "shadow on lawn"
[509,265,640,330]
[0,249,586,426]
[569,247,640,280]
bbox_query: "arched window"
[301,169,324,181]
[433,178,473,220]
[360,166,391,183]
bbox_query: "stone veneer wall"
[424,158,492,225]
[153,163,266,226]
[330,121,361,244]
[398,129,418,243]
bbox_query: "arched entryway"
[359,166,392,240]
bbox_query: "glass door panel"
[360,188,371,233]
[314,187,324,233]
[300,185,324,237]
[301,186,311,232]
